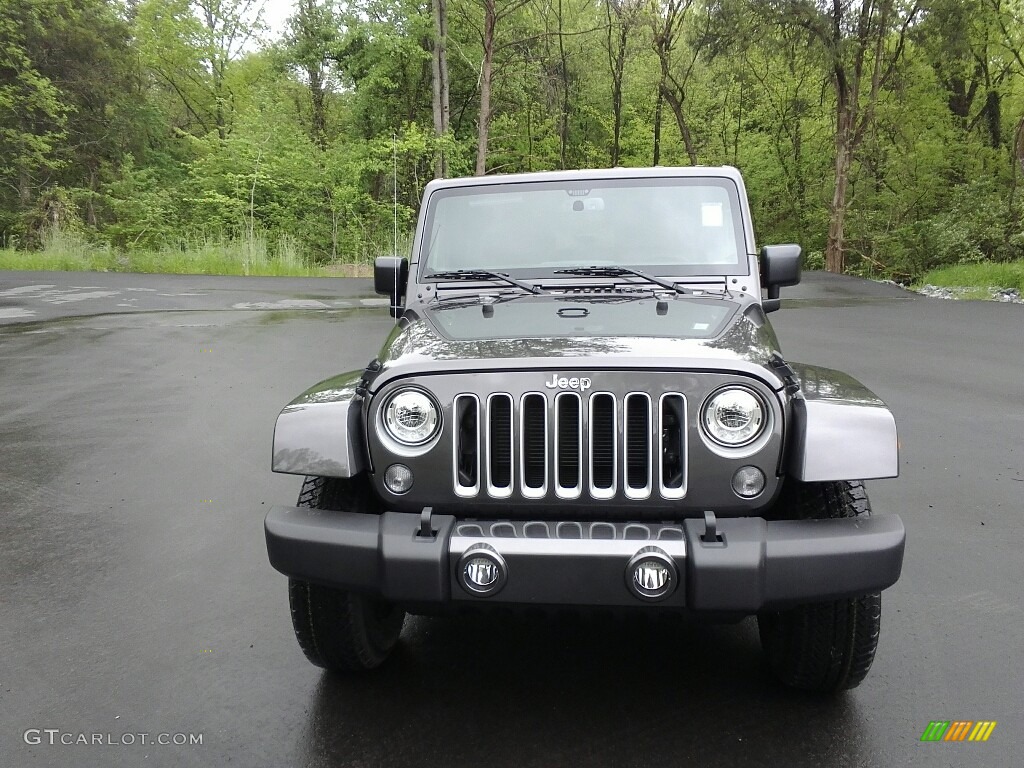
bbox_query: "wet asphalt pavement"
[0,270,1021,767]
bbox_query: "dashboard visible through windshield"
[420,177,749,277]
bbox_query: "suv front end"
[264,167,905,692]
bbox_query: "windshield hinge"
[769,352,801,395]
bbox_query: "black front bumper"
[264,506,905,612]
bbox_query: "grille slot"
[624,394,652,498]
[660,394,686,497]
[521,394,547,496]
[453,395,479,496]
[487,394,513,496]
[589,394,616,498]
[555,393,582,498]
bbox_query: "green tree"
[0,0,68,231]
[604,0,644,165]
[761,0,921,273]
[282,0,340,151]
[136,0,264,139]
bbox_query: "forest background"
[2,0,1023,286]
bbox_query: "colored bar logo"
[920,721,997,742]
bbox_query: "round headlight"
[383,389,441,446]
[702,387,765,447]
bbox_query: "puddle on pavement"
[256,308,371,325]
[781,296,918,309]
[0,305,386,336]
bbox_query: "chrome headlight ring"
[701,386,767,448]
[381,387,442,447]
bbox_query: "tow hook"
[418,506,436,540]
[700,510,725,546]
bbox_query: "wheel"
[757,480,882,693]
[287,475,406,672]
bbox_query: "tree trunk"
[475,1,496,176]
[1016,115,1024,176]
[793,99,804,207]
[215,99,226,140]
[296,0,328,151]
[18,167,32,207]
[86,169,98,227]
[557,0,570,169]
[526,101,533,170]
[431,34,443,175]
[826,109,853,274]
[650,1,697,167]
[984,89,1001,149]
[439,0,450,137]
[431,0,450,177]
[214,60,228,140]
[652,87,663,165]
[308,68,327,150]
[608,21,627,166]
[1010,115,1024,212]
[330,192,338,261]
[661,83,698,165]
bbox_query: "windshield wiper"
[427,269,542,295]
[553,266,690,294]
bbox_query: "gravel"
[879,280,1023,304]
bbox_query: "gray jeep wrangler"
[264,167,905,692]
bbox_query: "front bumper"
[264,507,905,612]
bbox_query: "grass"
[5,231,1021,291]
[918,261,1024,294]
[0,229,377,278]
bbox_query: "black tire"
[288,475,406,672]
[757,480,882,693]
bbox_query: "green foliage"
[1,0,1023,278]
[916,180,1024,265]
[0,0,70,232]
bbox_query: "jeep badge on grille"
[545,374,592,391]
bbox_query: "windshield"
[420,177,749,277]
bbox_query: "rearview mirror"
[760,244,802,312]
[374,256,409,318]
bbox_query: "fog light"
[732,466,765,498]
[457,545,507,597]
[384,463,414,494]
[625,547,677,601]
[635,561,670,591]
[465,558,499,588]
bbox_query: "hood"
[370,293,785,389]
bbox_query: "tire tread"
[758,479,882,693]
[287,475,405,673]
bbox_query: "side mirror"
[759,244,801,313]
[374,256,409,317]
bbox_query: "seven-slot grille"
[453,391,687,501]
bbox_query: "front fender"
[271,370,366,477]
[787,363,898,482]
